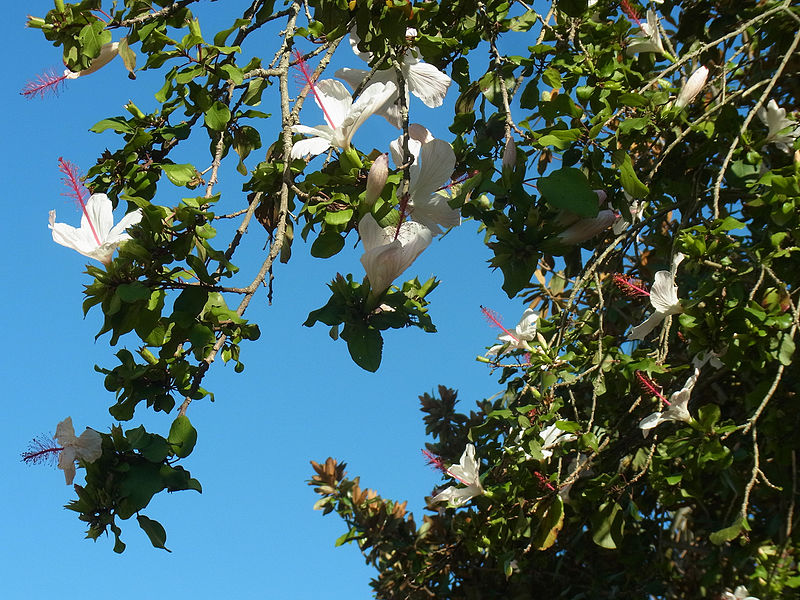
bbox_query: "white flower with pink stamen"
[483,306,538,356]
[290,76,397,159]
[21,42,120,99]
[637,367,700,437]
[425,444,484,507]
[49,158,142,266]
[627,252,685,340]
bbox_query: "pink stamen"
[480,306,518,341]
[21,435,63,466]
[58,157,102,246]
[635,371,670,405]
[422,449,470,485]
[293,50,335,129]
[620,0,642,27]
[21,69,69,99]
[613,274,650,298]
[534,471,555,491]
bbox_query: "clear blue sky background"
[2,1,528,597]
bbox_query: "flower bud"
[674,66,709,109]
[557,209,618,245]
[365,154,389,205]
[502,137,517,171]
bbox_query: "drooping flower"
[502,136,517,171]
[612,192,643,235]
[428,444,484,507]
[559,453,591,502]
[674,66,709,109]
[335,30,451,128]
[757,99,799,152]
[628,252,684,340]
[54,417,103,485]
[389,124,460,235]
[722,585,760,600]
[539,422,577,459]
[359,214,432,296]
[290,79,397,158]
[483,307,539,356]
[638,366,700,436]
[22,42,120,98]
[626,9,665,56]
[49,158,142,265]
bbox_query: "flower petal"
[649,270,680,312]
[404,60,451,107]
[55,417,77,446]
[314,79,354,129]
[107,208,143,242]
[84,193,114,239]
[290,136,333,159]
[628,310,667,340]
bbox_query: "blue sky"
[2,2,528,597]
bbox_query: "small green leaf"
[161,163,197,186]
[205,101,231,131]
[591,501,624,549]
[612,150,649,198]
[710,519,744,545]
[137,515,171,552]
[310,231,345,258]
[538,168,599,217]
[341,324,383,372]
[168,415,198,458]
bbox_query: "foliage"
[24,0,800,598]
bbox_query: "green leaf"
[612,150,649,198]
[710,519,744,545]
[161,163,197,186]
[78,22,111,60]
[591,501,624,549]
[531,496,564,550]
[90,117,134,134]
[538,168,599,217]
[778,335,795,366]
[137,515,171,552]
[168,415,198,458]
[205,101,231,131]
[310,231,345,258]
[117,282,151,303]
[341,324,383,372]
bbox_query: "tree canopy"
[22,0,800,598]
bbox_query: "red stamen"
[480,306,518,341]
[613,274,650,298]
[21,435,63,466]
[292,49,335,129]
[422,449,470,485]
[635,371,670,405]
[534,470,555,491]
[58,157,102,246]
[620,0,642,27]
[21,69,69,99]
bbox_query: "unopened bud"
[502,137,517,171]
[365,154,389,205]
[557,209,618,245]
[674,66,708,109]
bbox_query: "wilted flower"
[628,252,684,340]
[484,307,538,356]
[758,99,799,152]
[626,9,664,56]
[557,209,618,245]
[290,79,397,158]
[365,154,389,204]
[389,124,460,235]
[54,417,102,485]
[336,30,452,128]
[359,214,432,296]
[638,366,700,436]
[502,137,517,171]
[559,453,591,502]
[428,444,484,507]
[674,66,709,109]
[722,585,760,600]
[49,158,142,265]
[64,42,120,80]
